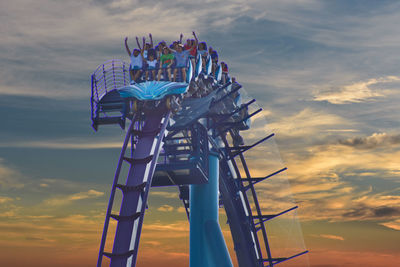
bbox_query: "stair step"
[116,182,147,192]
[110,212,141,221]
[123,155,153,164]
[100,102,124,112]
[95,116,123,125]
[103,249,135,259]
[132,127,161,137]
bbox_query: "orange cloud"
[380,219,400,231]
[313,76,400,104]
[157,204,174,212]
[319,234,345,241]
[43,189,104,206]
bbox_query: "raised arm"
[187,31,199,52]
[124,37,131,56]
[149,33,153,47]
[179,33,183,44]
[136,37,142,51]
[193,31,198,44]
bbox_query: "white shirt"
[147,59,157,68]
[131,54,143,68]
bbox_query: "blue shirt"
[174,50,190,67]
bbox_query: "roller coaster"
[91,52,308,266]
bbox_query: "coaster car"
[117,61,193,113]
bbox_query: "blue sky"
[1,1,400,266]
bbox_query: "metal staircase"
[97,110,171,267]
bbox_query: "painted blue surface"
[118,81,189,100]
[205,57,212,75]
[190,151,233,267]
[195,55,202,77]
[186,60,193,83]
[215,64,222,81]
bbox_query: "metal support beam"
[228,133,275,159]
[241,167,287,191]
[190,150,233,267]
[264,250,309,265]
[253,206,298,226]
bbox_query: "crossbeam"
[263,250,309,266]
[228,133,274,159]
[212,85,241,105]
[253,206,298,226]
[212,99,256,126]
[241,167,287,191]
[215,108,262,137]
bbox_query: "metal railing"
[91,59,130,122]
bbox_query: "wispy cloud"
[337,132,400,149]
[43,189,104,206]
[0,140,122,149]
[267,108,349,137]
[157,205,174,212]
[0,196,13,204]
[380,219,400,231]
[256,139,400,223]
[0,158,25,190]
[318,234,345,241]
[150,191,179,199]
[313,76,400,104]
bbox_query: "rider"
[167,31,198,82]
[158,47,174,81]
[124,37,143,83]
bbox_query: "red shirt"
[184,44,197,57]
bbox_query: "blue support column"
[190,150,233,267]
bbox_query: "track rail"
[208,116,308,267]
[97,110,171,267]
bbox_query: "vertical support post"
[190,150,233,267]
[102,64,107,93]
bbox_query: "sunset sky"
[1,0,399,266]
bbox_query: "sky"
[1,0,399,266]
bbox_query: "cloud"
[0,139,123,149]
[157,205,174,212]
[177,207,186,213]
[44,189,104,206]
[338,132,400,149]
[342,206,400,220]
[313,76,400,104]
[0,196,13,204]
[318,234,345,241]
[380,219,400,231]
[286,143,400,183]
[308,248,399,267]
[267,108,349,138]
[272,139,400,222]
[150,191,179,199]
[0,158,25,189]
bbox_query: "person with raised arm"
[147,33,156,60]
[167,31,198,82]
[125,36,143,83]
[138,34,158,81]
[179,33,183,44]
[158,46,174,81]
[184,35,198,74]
